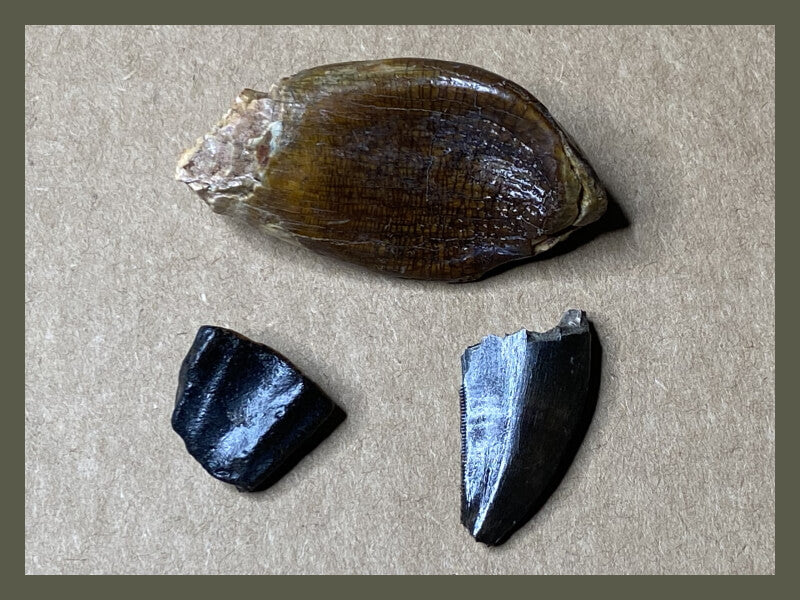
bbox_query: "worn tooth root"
[176,89,278,214]
[459,309,599,545]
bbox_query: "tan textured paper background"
[25,25,775,574]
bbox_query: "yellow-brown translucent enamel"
[177,59,607,282]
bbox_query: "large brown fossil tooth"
[176,58,608,282]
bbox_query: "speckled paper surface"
[25,25,775,574]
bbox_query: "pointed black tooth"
[460,309,599,546]
[172,326,345,492]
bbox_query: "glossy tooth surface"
[172,326,345,492]
[176,58,608,282]
[460,310,597,545]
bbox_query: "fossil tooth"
[176,58,608,282]
[172,326,345,492]
[460,309,597,545]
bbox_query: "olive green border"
[19,0,781,590]
[16,2,782,25]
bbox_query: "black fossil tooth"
[172,326,345,492]
[460,310,599,546]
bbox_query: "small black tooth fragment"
[460,309,599,545]
[172,326,345,492]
